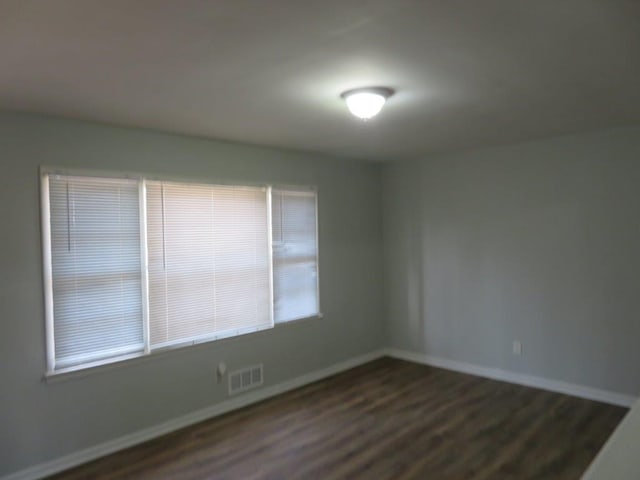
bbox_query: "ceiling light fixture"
[341,87,394,120]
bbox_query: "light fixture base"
[340,87,395,100]
[340,87,395,120]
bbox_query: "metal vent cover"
[228,364,263,395]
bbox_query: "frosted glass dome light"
[341,87,394,120]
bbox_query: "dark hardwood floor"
[49,358,626,479]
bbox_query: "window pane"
[272,190,319,322]
[48,175,143,369]
[146,182,272,348]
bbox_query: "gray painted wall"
[4,110,640,477]
[0,112,385,476]
[383,126,640,397]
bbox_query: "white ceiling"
[1,0,639,161]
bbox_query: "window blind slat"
[48,175,144,369]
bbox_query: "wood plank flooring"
[49,358,627,479]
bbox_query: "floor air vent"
[228,364,263,395]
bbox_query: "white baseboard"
[384,348,636,408]
[2,349,386,480]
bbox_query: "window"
[44,176,144,370]
[41,171,320,374]
[272,189,319,322]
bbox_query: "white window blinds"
[145,181,272,349]
[46,175,144,370]
[272,189,319,322]
[43,172,319,374]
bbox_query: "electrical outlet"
[513,340,522,356]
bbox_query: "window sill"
[275,312,324,327]
[44,313,324,384]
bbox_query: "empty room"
[1,1,640,479]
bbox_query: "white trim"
[272,185,318,194]
[42,317,315,384]
[51,344,145,372]
[3,350,385,480]
[40,166,319,196]
[150,324,273,351]
[266,186,275,327]
[139,179,151,354]
[313,189,321,319]
[384,348,636,408]
[40,173,55,373]
[275,313,324,325]
[39,165,264,189]
[46,325,275,380]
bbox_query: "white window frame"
[271,187,322,323]
[40,168,321,378]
